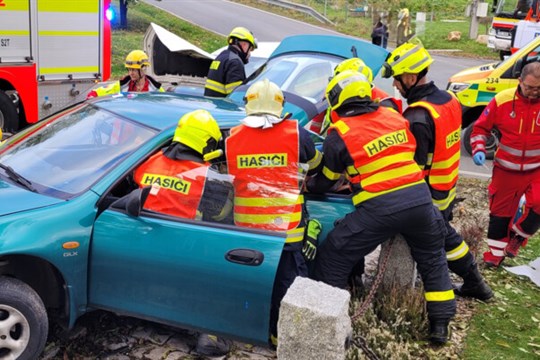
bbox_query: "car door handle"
[225,249,264,266]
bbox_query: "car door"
[88,201,285,345]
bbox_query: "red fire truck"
[0,0,112,134]
[488,0,532,59]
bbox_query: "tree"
[119,0,138,29]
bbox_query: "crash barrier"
[278,235,415,358]
[259,0,334,25]
[278,276,352,360]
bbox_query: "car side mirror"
[512,58,524,78]
[111,186,151,217]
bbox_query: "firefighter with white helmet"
[224,79,322,347]
[383,41,493,300]
[204,27,258,97]
[307,70,456,344]
[87,50,164,98]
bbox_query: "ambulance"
[0,0,112,135]
[447,32,540,157]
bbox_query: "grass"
[113,3,540,358]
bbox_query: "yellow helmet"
[228,27,258,49]
[325,70,372,111]
[125,50,150,69]
[334,58,374,83]
[173,110,222,157]
[244,79,285,117]
[381,40,433,78]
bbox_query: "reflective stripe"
[362,163,421,187]
[491,249,505,257]
[352,179,424,205]
[409,101,440,119]
[322,166,342,181]
[356,151,416,174]
[38,1,98,13]
[426,152,433,166]
[429,167,459,188]
[431,151,460,170]
[525,148,540,156]
[286,227,305,243]
[446,240,469,261]
[205,79,227,94]
[494,158,521,170]
[487,239,507,248]
[234,212,302,225]
[234,195,303,207]
[346,165,359,176]
[40,66,99,74]
[424,289,455,302]
[470,135,487,143]
[432,187,456,211]
[308,150,322,170]
[512,224,531,238]
[523,163,540,170]
[39,31,98,36]
[225,80,242,93]
[499,143,523,156]
[474,144,486,152]
[0,30,29,36]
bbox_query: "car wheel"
[0,90,19,135]
[0,277,48,360]
[462,123,499,160]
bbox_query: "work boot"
[195,333,231,357]
[504,233,527,258]
[454,263,494,301]
[429,319,449,345]
[483,251,505,268]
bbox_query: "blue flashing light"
[106,7,115,22]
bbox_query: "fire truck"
[0,0,112,134]
[511,1,540,52]
[488,0,532,59]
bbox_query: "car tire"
[0,276,48,360]
[0,90,19,135]
[462,123,499,160]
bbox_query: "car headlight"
[447,82,470,93]
[489,28,496,36]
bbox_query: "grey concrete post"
[378,234,417,292]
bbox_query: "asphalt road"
[145,0,493,180]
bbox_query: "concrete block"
[277,277,351,360]
[378,234,417,292]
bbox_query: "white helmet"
[244,79,285,118]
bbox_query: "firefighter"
[133,109,231,222]
[87,50,164,98]
[471,61,540,267]
[310,57,401,136]
[382,41,493,300]
[225,79,323,346]
[204,27,257,97]
[307,70,456,344]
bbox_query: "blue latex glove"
[473,152,486,166]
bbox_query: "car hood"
[0,179,64,216]
[449,62,498,83]
[143,22,214,86]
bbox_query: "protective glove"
[302,219,322,261]
[473,152,486,166]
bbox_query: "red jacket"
[471,88,540,172]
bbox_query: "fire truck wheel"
[0,90,19,134]
[0,276,48,360]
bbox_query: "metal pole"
[469,0,479,39]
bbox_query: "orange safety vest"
[134,152,207,219]
[330,106,424,206]
[225,120,305,242]
[407,94,461,192]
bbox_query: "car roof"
[92,92,246,130]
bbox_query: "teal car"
[0,92,355,359]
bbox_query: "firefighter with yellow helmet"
[204,27,258,97]
[225,79,322,346]
[134,109,231,221]
[382,41,493,300]
[307,69,456,344]
[87,50,164,98]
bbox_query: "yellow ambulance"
[447,35,540,157]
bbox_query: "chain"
[349,238,395,360]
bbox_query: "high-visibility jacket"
[204,46,246,97]
[329,106,424,206]
[225,120,305,243]
[407,95,461,192]
[472,87,540,172]
[87,75,164,98]
[134,152,207,219]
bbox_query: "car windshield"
[250,53,341,102]
[0,104,156,198]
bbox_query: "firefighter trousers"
[313,202,456,321]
